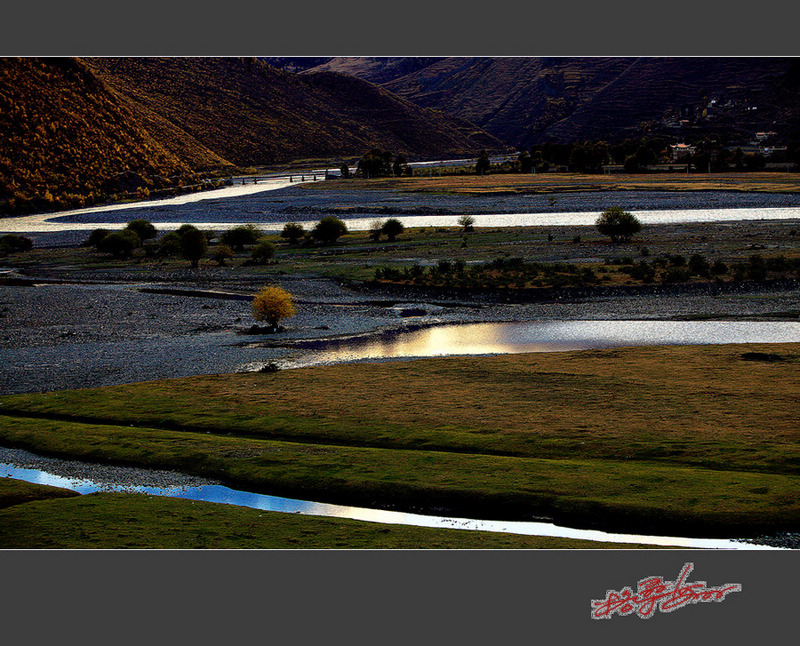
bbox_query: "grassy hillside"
[0,57,197,214]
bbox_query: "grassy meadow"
[2,343,799,546]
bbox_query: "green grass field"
[1,343,798,544]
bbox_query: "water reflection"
[0,460,774,549]
[283,320,800,368]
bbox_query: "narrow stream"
[0,448,775,549]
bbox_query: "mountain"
[1,57,506,214]
[296,57,800,147]
[0,57,197,214]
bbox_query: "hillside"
[1,57,505,214]
[85,58,505,165]
[298,57,800,147]
[0,57,197,214]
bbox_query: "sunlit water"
[0,454,774,549]
[272,319,800,369]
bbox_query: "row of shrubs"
[374,257,601,290]
[85,215,359,266]
[373,253,800,290]
[609,253,800,284]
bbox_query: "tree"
[311,216,348,244]
[251,285,296,331]
[250,239,276,264]
[157,231,182,257]
[381,218,405,242]
[125,219,157,242]
[392,154,408,177]
[368,219,384,242]
[220,224,262,251]
[475,150,490,175]
[280,222,305,244]
[179,225,208,268]
[458,214,475,232]
[595,207,642,243]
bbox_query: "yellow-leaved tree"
[251,285,296,331]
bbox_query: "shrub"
[211,244,234,266]
[747,254,767,281]
[125,219,157,242]
[688,254,710,277]
[311,216,348,244]
[381,218,405,242]
[157,232,182,257]
[97,229,141,259]
[368,220,384,242]
[219,224,262,251]
[0,234,33,254]
[661,266,691,283]
[86,228,111,249]
[595,207,642,243]
[711,260,729,275]
[250,239,277,264]
[668,254,686,267]
[251,285,296,330]
[280,223,305,244]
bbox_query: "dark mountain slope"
[86,58,505,166]
[539,57,798,145]
[303,57,800,146]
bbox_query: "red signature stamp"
[591,562,742,619]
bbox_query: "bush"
[211,244,234,266]
[595,207,642,243]
[368,220,384,242]
[157,232,182,257]
[661,266,691,283]
[381,218,405,242]
[250,239,277,264]
[0,234,33,254]
[747,254,767,281]
[688,254,710,277]
[86,228,111,249]
[125,219,157,242]
[311,216,348,244]
[251,285,296,330]
[711,260,729,275]
[97,229,141,258]
[220,224,262,251]
[280,223,305,244]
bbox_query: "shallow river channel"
[0,447,776,550]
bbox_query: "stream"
[0,447,777,549]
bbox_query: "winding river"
[0,448,776,549]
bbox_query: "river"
[0,447,777,549]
